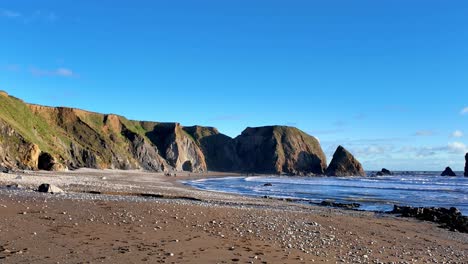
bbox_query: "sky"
[1,0,468,171]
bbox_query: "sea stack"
[326,145,366,176]
[234,126,327,175]
[465,153,468,177]
[441,167,456,176]
[376,168,392,176]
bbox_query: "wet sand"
[0,169,467,263]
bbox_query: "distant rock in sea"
[465,153,468,177]
[325,146,366,176]
[376,168,392,176]
[441,167,456,176]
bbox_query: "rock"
[6,183,22,189]
[0,165,10,173]
[146,123,207,172]
[2,91,342,176]
[325,146,366,176]
[319,201,361,209]
[234,126,327,175]
[263,183,273,187]
[441,167,456,176]
[376,168,392,176]
[183,126,241,172]
[121,128,169,172]
[37,184,64,194]
[391,205,468,233]
[465,153,468,177]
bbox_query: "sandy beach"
[0,170,467,264]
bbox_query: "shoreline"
[0,169,467,263]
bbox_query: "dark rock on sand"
[441,167,456,176]
[0,165,9,173]
[319,201,361,209]
[326,146,366,176]
[376,168,392,176]
[37,184,64,194]
[391,205,468,233]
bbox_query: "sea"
[184,172,468,216]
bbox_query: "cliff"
[234,126,327,175]
[0,91,345,175]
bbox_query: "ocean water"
[184,172,468,215]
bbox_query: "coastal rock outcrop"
[144,123,207,172]
[465,153,468,177]
[326,146,366,176]
[0,91,329,175]
[183,126,241,172]
[0,119,41,170]
[376,168,392,176]
[391,205,468,233]
[234,126,327,175]
[441,167,456,177]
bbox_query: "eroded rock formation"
[234,126,327,175]
[441,167,456,177]
[465,153,467,177]
[326,146,366,176]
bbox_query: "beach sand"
[0,169,467,263]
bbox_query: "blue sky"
[1,0,468,171]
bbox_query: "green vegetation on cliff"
[0,91,332,175]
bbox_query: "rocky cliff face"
[0,119,40,170]
[183,126,241,172]
[0,91,334,175]
[326,146,366,176]
[143,122,207,172]
[234,126,327,175]
[0,92,204,172]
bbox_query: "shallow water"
[184,172,468,215]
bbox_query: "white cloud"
[31,67,77,78]
[451,130,463,138]
[0,9,21,18]
[447,141,468,153]
[56,68,74,77]
[414,130,434,136]
[1,9,57,23]
[461,107,468,115]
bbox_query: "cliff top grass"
[0,94,64,154]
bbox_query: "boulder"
[441,167,456,176]
[325,146,366,176]
[376,168,392,176]
[0,165,9,173]
[391,205,467,233]
[465,153,468,177]
[37,183,64,194]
